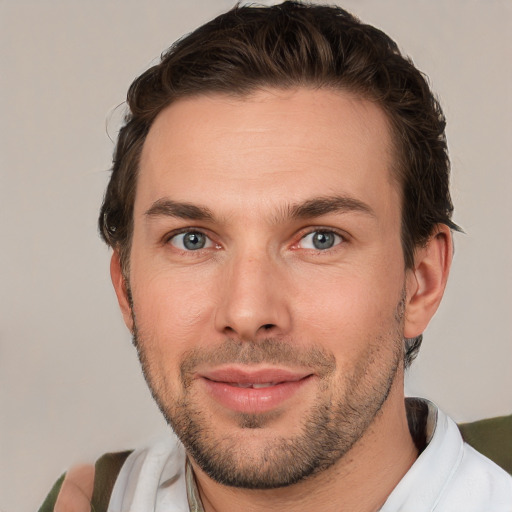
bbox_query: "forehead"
[137,88,397,219]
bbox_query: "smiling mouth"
[226,382,279,388]
[200,372,314,413]
[200,367,311,384]
[203,373,310,390]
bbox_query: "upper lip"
[199,366,313,385]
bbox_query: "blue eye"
[299,231,342,250]
[170,231,212,251]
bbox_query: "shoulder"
[38,455,129,512]
[427,406,512,510]
[437,442,512,510]
[459,414,512,475]
[107,435,189,511]
[39,436,188,512]
[383,400,512,511]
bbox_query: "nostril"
[262,324,275,330]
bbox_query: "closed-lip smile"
[198,366,315,414]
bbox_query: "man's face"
[122,88,411,488]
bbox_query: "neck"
[190,376,418,512]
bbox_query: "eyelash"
[295,229,345,251]
[164,229,219,252]
[163,227,347,253]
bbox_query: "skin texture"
[54,465,94,512]
[108,88,452,512]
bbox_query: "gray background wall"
[1,1,510,510]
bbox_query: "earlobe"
[404,225,453,339]
[110,251,134,332]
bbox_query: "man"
[40,2,512,511]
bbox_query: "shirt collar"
[186,457,205,512]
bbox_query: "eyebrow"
[144,195,375,224]
[287,195,376,221]
[145,199,214,221]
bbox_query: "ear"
[110,250,134,332]
[404,224,453,339]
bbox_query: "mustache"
[179,338,337,384]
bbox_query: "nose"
[214,252,292,341]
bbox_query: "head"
[100,1,458,367]
[101,1,455,490]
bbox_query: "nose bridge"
[215,243,291,339]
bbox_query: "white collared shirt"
[107,400,512,511]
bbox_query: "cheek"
[293,264,404,353]
[130,266,218,357]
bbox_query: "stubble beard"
[130,293,405,490]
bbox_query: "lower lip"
[201,376,313,414]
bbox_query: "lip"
[199,366,314,414]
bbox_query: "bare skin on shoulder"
[53,465,93,512]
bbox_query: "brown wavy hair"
[99,1,460,366]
